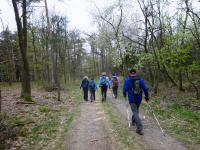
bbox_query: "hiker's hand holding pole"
[145,92,150,103]
[145,96,149,103]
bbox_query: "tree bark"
[12,0,31,98]
[0,89,1,113]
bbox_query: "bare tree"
[12,0,31,99]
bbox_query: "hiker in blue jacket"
[89,77,98,102]
[80,76,89,101]
[123,69,149,135]
[99,72,110,102]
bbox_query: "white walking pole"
[125,99,131,128]
[147,103,165,136]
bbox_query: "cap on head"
[130,69,137,76]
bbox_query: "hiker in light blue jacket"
[89,78,98,102]
[99,72,110,102]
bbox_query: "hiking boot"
[136,129,143,135]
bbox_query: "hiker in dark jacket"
[80,76,89,101]
[99,72,110,102]
[123,69,149,135]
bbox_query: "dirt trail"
[108,91,187,150]
[66,101,116,150]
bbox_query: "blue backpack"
[89,80,96,90]
[100,76,107,86]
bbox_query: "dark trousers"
[90,89,95,101]
[83,88,88,101]
[112,86,118,99]
[101,86,107,101]
[130,102,143,131]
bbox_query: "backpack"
[113,77,119,86]
[82,79,89,89]
[131,76,142,95]
[100,76,107,86]
[89,80,95,90]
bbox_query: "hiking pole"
[147,103,165,136]
[125,98,131,128]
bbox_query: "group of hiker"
[80,69,150,135]
[80,72,119,102]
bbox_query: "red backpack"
[113,77,119,86]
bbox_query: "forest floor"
[0,83,82,150]
[0,83,200,150]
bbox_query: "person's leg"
[93,90,95,101]
[83,89,87,101]
[130,103,143,133]
[90,90,92,102]
[112,87,115,97]
[83,89,85,100]
[113,86,117,99]
[132,115,135,126]
[85,89,88,101]
[115,86,118,98]
[101,87,104,102]
[104,86,108,101]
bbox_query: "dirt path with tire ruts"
[65,100,117,150]
[107,90,188,150]
[65,90,188,150]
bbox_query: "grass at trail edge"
[143,97,200,149]
[101,97,146,150]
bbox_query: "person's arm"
[106,77,110,88]
[80,80,83,89]
[123,78,128,98]
[140,78,149,101]
[95,81,98,91]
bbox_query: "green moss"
[39,105,50,113]
[19,127,29,136]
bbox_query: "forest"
[0,0,200,150]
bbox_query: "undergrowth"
[147,97,200,149]
[0,83,82,150]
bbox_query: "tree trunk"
[12,0,31,98]
[0,89,1,113]
[31,29,38,80]
[179,69,184,91]
[186,71,199,99]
